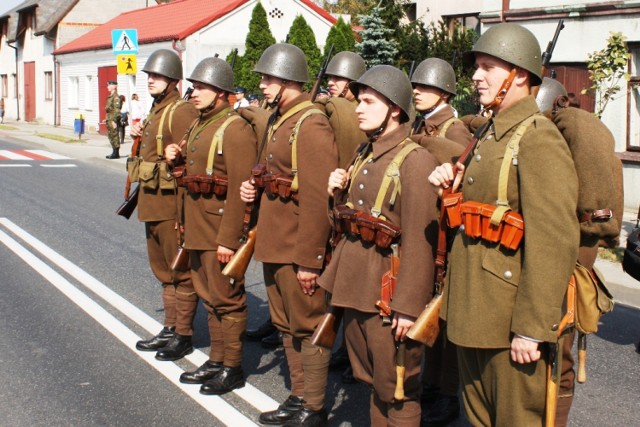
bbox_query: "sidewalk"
[1,119,639,308]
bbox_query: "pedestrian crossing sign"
[117,54,137,75]
[112,29,138,55]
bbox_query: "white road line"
[0,150,32,160]
[27,150,72,160]
[0,164,32,167]
[40,164,77,168]
[0,228,258,426]
[0,217,279,414]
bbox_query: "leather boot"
[135,326,174,351]
[155,333,193,361]
[329,345,350,370]
[262,330,283,348]
[199,366,245,395]
[105,149,117,159]
[259,395,304,425]
[282,407,327,427]
[421,394,460,427]
[246,318,277,340]
[180,361,223,384]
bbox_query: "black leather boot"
[155,333,193,361]
[105,149,116,159]
[180,360,223,384]
[261,330,283,348]
[421,394,460,427]
[283,407,327,427]
[199,366,245,395]
[136,327,174,351]
[246,319,277,340]
[259,395,304,425]
[329,345,350,370]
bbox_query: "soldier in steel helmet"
[105,80,121,159]
[164,57,257,395]
[129,49,199,361]
[428,23,579,425]
[319,65,439,426]
[239,43,338,427]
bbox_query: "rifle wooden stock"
[393,342,406,401]
[577,332,587,383]
[115,185,139,219]
[221,226,257,281]
[170,244,189,272]
[406,293,442,347]
[311,305,343,349]
[545,342,560,427]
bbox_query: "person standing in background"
[118,95,129,147]
[130,93,145,128]
[105,80,121,159]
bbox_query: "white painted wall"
[415,0,482,24]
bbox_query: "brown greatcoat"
[411,104,472,165]
[319,125,439,318]
[137,90,198,222]
[253,93,338,269]
[316,96,366,169]
[180,103,257,251]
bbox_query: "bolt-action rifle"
[310,44,334,102]
[532,19,565,97]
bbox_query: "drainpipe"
[501,0,509,22]
[172,39,185,94]
[45,32,59,126]
[7,41,20,121]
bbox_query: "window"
[44,71,53,100]
[627,43,640,151]
[84,75,92,110]
[445,14,481,35]
[1,74,7,98]
[68,76,79,108]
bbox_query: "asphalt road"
[0,136,638,426]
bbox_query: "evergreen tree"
[356,6,398,67]
[231,3,276,94]
[324,16,355,57]
[287,15,322,90]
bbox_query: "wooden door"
[23,61,35,122]
[98,66,117,134]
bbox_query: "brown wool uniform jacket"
[442,95,580,348]
[137,90,198,222]
[411,104,472,165]
[253,93,338,269]
[316,96,366,169]
[179,103,257,251]
[318,126,440,318]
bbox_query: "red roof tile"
[54,0,250,55]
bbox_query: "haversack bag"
[572,262,614,334]
[622,207,640,282]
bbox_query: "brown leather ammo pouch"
[171,165,186,187]
[480,204,505,243]
[500,211,524,250]
[252,163,267,187]
[461,201,483,238]
[275,176,299,201]
[336,207,362,235]
[262,173,279,196]
[374,220,401,249]
[443,192,463,228]
[356,213,378,243]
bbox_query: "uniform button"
[144,132,149,136]
[189,160,194,165]
[316,255,323,260]
[191,147,196,152]
[475,154,481,162]
[467,177,474,185]
[363,169,368,175]
[141,144,146,148]
[357,200,364,206]
[195,135,199,140]
[269,154,273,160]
[367,158,373,163]
[358,183,364,190]
[218,208,224,214]
[503,270,512,280]
[551,323,559,332]
[272,137,276,142]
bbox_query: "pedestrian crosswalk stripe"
[0,150,72,160]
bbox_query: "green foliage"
[324,16,356,57]
[232,3,276,94]
[319,0,375,25]
[356,6,398,67]
[583,32,631,118]
[287,15,322,91]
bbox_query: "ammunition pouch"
[181,174,228,196]
[443,192,463,228]
[262,173,299,202]
[139,161,159,190]
[333,205,401,249]
[171,165,186,187]
[127,156,142,182]
[252,163,267,188]
[159,161,176,190]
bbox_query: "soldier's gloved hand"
[240,180,257,203]
[237,106,270,138]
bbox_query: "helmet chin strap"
[366,105,393,142]
[200,93,220,115]
[269,83,287,109]
[153,80,178,104]
[481,68,518,116]
[339,83,350,98]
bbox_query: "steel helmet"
[350,65,413,120]
[187,57,235,93]
[411,58,457,96]
[253,43,308,83]
[536,77,568,112]
[326,51,366,82]
[464,23,542,85]
[142,49,183,81]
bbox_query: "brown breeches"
[263,263,330,410]
[344,309,423,426]
[190,249,247,367]
[422,324,460,396]
[457,346,547,427]
[145,220,196,335]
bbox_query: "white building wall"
[415,0,483,24]
[0,30,18,121]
